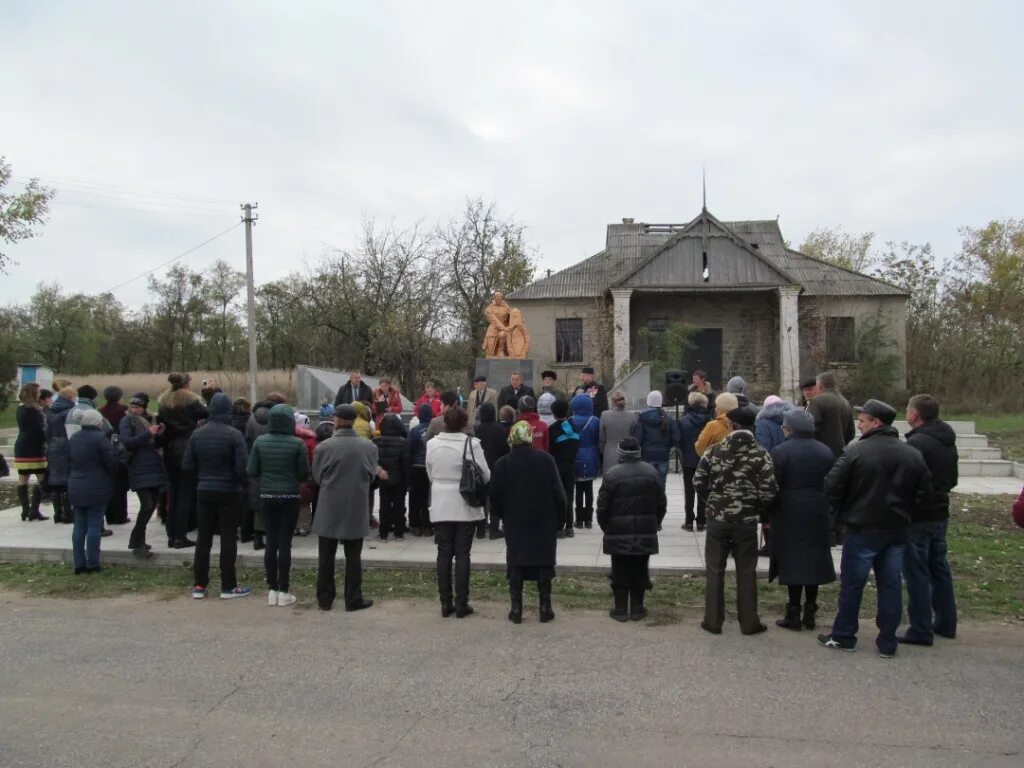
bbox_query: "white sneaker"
[277,592,297,607]
[267,590,279,606]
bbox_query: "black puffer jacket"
[373,413,409,488]
[182,393,247,493]
[905,419,959,521]
[245,399,277,448]
[156,388,208,468]
[474,403,509,472]
[824,425,932,531]
[596,454,666,556]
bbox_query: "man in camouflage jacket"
[694,407,778,635]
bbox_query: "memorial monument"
[477,291,534,386]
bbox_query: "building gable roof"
[509,210,908,300]
[613,209,795,289]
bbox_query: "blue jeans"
[902,520,957,640]
[72,504,107,570]
[832,529,907,654]
[649,461,669,490]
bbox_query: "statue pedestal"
[475,358,535,390]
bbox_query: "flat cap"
[854,399,897,425]
[334,404,357,421]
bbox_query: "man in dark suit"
[498,371,535,410]
[334,370,373,408]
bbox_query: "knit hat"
[129,393,149,407]
[763,395,782,407]
[294,412,311,428]
[508,420,534,446]
[727,407,756,429]
[617,436,641,462]
[784,409,815,435]
[518,395,537,413]
[80,409,103,428]
[103,385,123,403]
[537,392,556,416]
[726,376,747,395]
[77,385,98,400]
[646,390,663,408]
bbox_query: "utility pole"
[241,203,259,404]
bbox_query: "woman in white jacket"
[425,406,491,617]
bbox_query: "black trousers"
[378,486,407,536]
[610,555,651,591]
[317,537,363,609]
[262,497,300,592]
[682,467,707,526]
[105,466,131,524]
[165,464,197,541]
[193,490,240,593]
[434,521,475,606]
[128,487,160,550]
[574,480,594,522]
[704,521,761,632]
[557,464,575,530]
[409,467,431,529]
[239,491,255,540]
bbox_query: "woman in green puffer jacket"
[247,404,310,607]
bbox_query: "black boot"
[59,491,73,523]
[29,486,49,521]
[508,579,523,624]
[610,589,629,622]
[18,485,30,521]
[776,603,802,630]
[252,533,264,551]
[802,602,818,630]
[51,490,62,524]
[538,579,555,623]
[629,587,647,621]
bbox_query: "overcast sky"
[2,1,1021,308]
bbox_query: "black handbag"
[459,436,487,507]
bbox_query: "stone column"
[611,289,633,379]
[778,286,801,403]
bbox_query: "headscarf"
[508,420,534,447]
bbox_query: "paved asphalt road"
[2,592,1022,768]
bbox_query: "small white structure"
[16,363,54,391]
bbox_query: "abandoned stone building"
[508,207,908,401]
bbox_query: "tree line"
[0,198,535,404]
[800,221,1024,410]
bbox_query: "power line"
[102,221,242,294]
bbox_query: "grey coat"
[599,408,634,475]
[310,428,378,541]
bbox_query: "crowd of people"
[10,364,1021,657]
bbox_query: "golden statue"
[482,291,531,359]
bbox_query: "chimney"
[622,217,634,224]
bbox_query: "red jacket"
[373,387,403,426]
[1013,486,1024,529]
[519,411,550,452]
[295,425,317,463]
[415,393,442,418]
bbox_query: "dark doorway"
[683,328,723,390]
